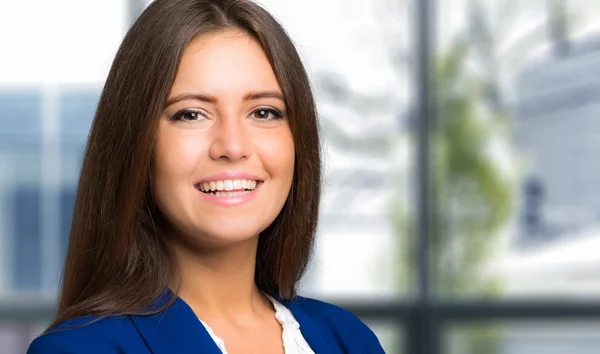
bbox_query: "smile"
[195,179,262,201]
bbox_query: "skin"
[151,30,295,354]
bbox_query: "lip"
[196,172,264,184]
[196,180,263,206]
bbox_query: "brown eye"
[254,109,269,119]
[252,108,284,120]
[171,109,205,121]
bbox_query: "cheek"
[259,127,295,181]
[151,129,208,201]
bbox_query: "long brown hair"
[49,0,321,329]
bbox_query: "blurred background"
[2,0,600,353]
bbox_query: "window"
[4,1,600,354]
[12,187,42,291]
[0,0,127,351]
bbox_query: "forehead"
[170,30,282,98]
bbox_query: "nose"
[208,115,252,162]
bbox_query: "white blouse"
[199,296,315,354]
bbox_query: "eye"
[252,108,284,120]
[170,109,205,121]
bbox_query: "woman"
[28,0,385,353]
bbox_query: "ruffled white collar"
[198,295,315,354]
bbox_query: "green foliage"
[391,36,515,352]
[393,37,514,295]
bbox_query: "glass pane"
[446,322,600,354]
[256,0,414,300]
[434,0,600,298]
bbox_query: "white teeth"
[198,179,260,193]
[204,190,251,197]
[233,180,242,190]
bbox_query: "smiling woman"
[153,31,295,250]
[26,0,384,354]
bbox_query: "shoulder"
[27,316,143,354]
[288,296,385,352]
[291,296,364,323]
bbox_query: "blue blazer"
[27,293,386,353]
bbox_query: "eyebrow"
[165,91,285,107]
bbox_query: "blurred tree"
[393,1,517,353]
[392,37,514,296]
[434,39,513,295]
[313,0,517,296]
[389,32,515,354]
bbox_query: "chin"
[186,221,267,248]
[207,229,260,245]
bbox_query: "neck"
[169,236,270,321]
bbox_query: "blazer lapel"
[130,291,341,354]
[284,298,343,354]
[130,292,222,354]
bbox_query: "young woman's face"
[152,30,295,248]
